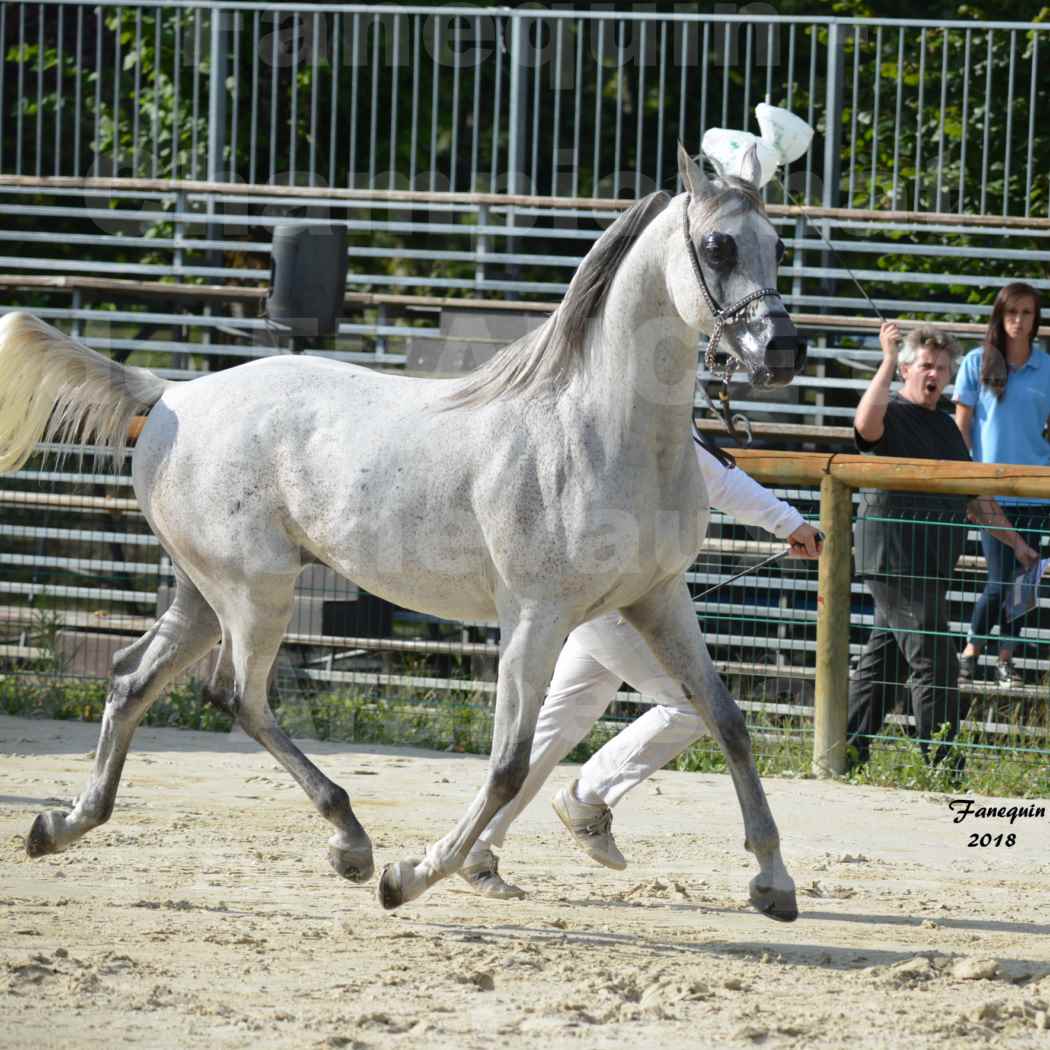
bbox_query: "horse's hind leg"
[621,577,797,923]
[205,581,374,883]
[26,569,221,857]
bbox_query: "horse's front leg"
[622,577,797,922]
[378,604,570,910]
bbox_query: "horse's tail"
[0,310,172,474]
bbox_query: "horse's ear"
[677,142,709,197]
[738,143,763,188]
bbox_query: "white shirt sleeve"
[695,440,807,540]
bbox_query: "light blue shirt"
[954,346,1050,465]
[953,346,1050,504]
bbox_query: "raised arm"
[855,321,901,444]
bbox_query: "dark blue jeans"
[848,576,964,770]
[968,507,1050,657]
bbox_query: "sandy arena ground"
[2,713,1050,1049]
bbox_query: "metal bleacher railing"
[0,179,1046,426]
[2,5,1050,771]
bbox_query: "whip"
[771,177,888,323]
[693,531,824,601]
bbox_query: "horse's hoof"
[26,811,65,858]
[329,842,375,884]
[377,859,422,911]
[749,881,799,923]
[377,862,405,910]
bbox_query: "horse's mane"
[444,190,673,409]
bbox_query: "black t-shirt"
[853,394,972,579]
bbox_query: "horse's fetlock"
[87,797,115,828]
[317,783,351,822]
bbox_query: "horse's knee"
[103,673,149,721]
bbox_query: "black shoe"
[958,654,976,684]
[995,660,1025,689]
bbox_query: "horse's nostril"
[794,340,808,372]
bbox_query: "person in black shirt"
[847,322,1037,772]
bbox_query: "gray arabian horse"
[0,147,805,921]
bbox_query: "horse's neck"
[582,207,699,454]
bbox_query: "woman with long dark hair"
[955,282,1047,687]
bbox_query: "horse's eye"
[775,238,786,263]
[701,232,737,270]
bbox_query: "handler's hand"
[879,321,901,361]
[1014,540,1039,571]
[787,523,823,559]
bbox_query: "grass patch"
[844,722,1050,797]
[0,674,236,733]
[2,673,1049,798]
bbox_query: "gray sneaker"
[457,848,526,900]
[552,781,627,870]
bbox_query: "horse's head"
[669,144,806,388]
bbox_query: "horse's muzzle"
[759,313,807,386]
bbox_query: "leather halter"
[681,194,781,382]
[683,193,782,445]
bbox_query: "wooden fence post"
[812,473,853,777]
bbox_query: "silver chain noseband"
[682,194,781,383]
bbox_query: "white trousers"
[478,611,707,849]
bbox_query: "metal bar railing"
[4,6,1048,217]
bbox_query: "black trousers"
[847,576,968,768]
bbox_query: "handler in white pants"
[460,431,822,898]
